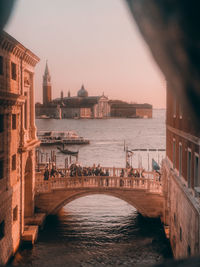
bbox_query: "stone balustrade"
[35,169,162,194]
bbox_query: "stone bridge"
[35,167,164,219]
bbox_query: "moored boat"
[37,131,90,146]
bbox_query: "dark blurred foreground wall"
[126,0,200,130]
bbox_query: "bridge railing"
[35,171,162,194]
[37,166,159,178]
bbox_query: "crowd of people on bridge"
[43,164,64,180]
[69,164,109,177]
[43,163,161,183]
[121,168,141,178]
[43,162,147,181]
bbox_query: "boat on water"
[57,146,79,155]
[37,131,90,146]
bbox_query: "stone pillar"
[30,73,36,140]
[20,64,25,147]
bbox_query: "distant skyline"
[5,0,166,108]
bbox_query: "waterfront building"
[0,31,39,264]
[36,63,153,120]
[162,83,200,258]
[109,100,152,118]
[35,63,110,119]
[54,86,110,119]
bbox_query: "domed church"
[54,84,110,119]
[77,85,88,97]
[35,63,110,119]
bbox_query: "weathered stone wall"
[0,190,12,264]
[0,31,39,265]
[162,159,200,258]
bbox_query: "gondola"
[57,146,79,155]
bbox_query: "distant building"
[162,82,200,258]
[35,64,110,119]
[43,61,52,105]
[109,100,152,118]
[0,31,39,264]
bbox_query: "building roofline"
[0,30,40,66]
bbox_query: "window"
[0,114,3,132]
[187,245,191,256]
[0,220,5,240]
[12,154,16,171]
[24,99,27,129]
[173,139,176,169]
[179,104,183,119]
[180,227,182,241]
[179,144,182,177]
[0,159,3,179]
[174,213,176,226]
[13,205,18,221]
[194,154,199,187]
[24,92,28,130]
[173,95,176,118]
[0,56,3,75]
[187,150,192,188]
[12,114,16,130]
[11,62,17,80]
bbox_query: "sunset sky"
[5,0,166,108]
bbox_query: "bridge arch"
[52,191,147,215]
[36,188,164,219]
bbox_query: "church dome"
[77,85,88,97]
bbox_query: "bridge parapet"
[35,172,162,195]
[36,166,158,178]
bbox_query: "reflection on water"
[11,195,172,266]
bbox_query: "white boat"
[37,131,90,145]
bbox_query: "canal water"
[11,109,172,266]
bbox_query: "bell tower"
[43,60,52,105]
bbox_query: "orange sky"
[5,0,166,108]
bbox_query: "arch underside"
[36,188,164,219]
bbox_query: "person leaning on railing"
[44,165,49,181]
[120,169,124,177]
[50,164,57,178]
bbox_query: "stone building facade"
[35,65,111,119]
[109,100,152,118]
[162,83,200,258]
[56,86,110,119]
[0,31,39,264]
